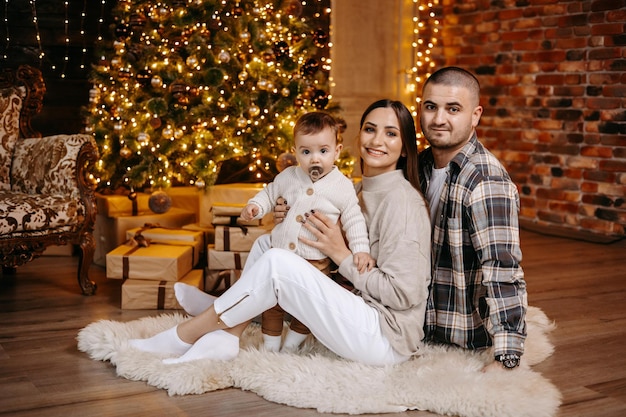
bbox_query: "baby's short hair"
[294,112,339,142]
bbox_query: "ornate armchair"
[0,65,99,295]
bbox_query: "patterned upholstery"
[0,87,25,191]
[12,134,91,197]
[0,134,97,234]
[0,192,81,234]
[0,65,99,295]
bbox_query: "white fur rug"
[77,306,561,417]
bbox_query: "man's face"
[419,83,482,153]
[294,128,341,182]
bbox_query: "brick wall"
[432,0,625,242]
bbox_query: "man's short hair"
[425,67,481,104]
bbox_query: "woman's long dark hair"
[359,99,422,193]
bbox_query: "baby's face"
[294,128,342,182]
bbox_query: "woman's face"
[358,107,403,177]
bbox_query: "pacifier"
[309,166,323,181]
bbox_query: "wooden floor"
[0,229,625,417]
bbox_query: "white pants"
[214,235,408,366]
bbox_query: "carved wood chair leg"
[78,233,97,296]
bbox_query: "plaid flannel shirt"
[420,134,527,357]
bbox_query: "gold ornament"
[148,190,172,214]
[151,75,163,88]
[218,50,231,63]
[162,127,173,138]
[248,105,260,117]
[137,132,150,146]
[120,145,132,158]
[186,55,199,68]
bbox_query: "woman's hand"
[273,197,289,224]
[299,210,352,267]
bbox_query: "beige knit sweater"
[337,170,432,356]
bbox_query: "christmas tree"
[84,0,348,192]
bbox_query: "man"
[418,66,528,371]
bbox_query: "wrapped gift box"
[125,225,204,266]
[126,225,203,243]
[96,192,152,217]
[214,225,269,252]
[199,183,273,227]
[94,207,196,266]
[211,202,263,226]
[106,243,193,281]
[168,186,201,222]
[207,245,249,270]
[211,202,245,217]
[211,215,262,226]
[205,269,241,295]
[183,222,215,245]
[121,269,204,310]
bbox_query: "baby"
[240,111,374,352]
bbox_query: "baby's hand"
[241,203,259,222]
[353,252,375,274]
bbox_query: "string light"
[80,0,88,70]
[3,0,101,75]
[2,0,8,59]
[29,0,45,62]
[61,1,70,77]
[408,0,440,117]
[97,0,107,42]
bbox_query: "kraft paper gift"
[106,243,193,281]
[205,269,242,295]
[125,226,204,266]
[210,202,263,226]
[96,192,151,217]
[167,186,201,222]
[214,225,269,252]
[126,225,203,243]
[211,214,262,227]
[199,183,273,226]
[183,222,215,245]
[93,207,195,266]
[207,245,249,270]
[121,269,204,310]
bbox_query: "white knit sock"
[174,282,217,316]
[162,330,240,364]
[262,334,282,352]
[128,325,191,356]
[280,329,308,352]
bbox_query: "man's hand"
[481,361,505,373]
[353,252,375,274]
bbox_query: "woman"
[130,99,432,366]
